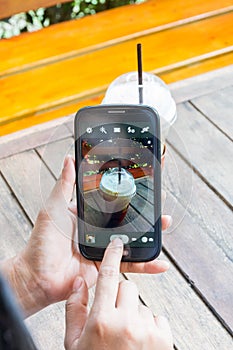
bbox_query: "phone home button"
[110,234,129,244]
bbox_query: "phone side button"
[110,234,129,244]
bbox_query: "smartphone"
[75,105,161,262]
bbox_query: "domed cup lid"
[99,167,136,198]
[102,71,177,129]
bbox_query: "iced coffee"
[99,167,136,227]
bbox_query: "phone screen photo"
[75,105,161,262]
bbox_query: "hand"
[1,156,172,317]
[65,238,173,350]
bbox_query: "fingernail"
[73,277,83,292]
[167,215,173,227]
[63,155,72,169]
[163,215,172,230]
[163,261,170,269]
[112,237,123,247]
[159,260,170,270]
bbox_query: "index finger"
[92,238,123,311]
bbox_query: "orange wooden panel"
[1,50,233,136]
[0,95,103,136]
[1,12,233,124]
[1,50,233,137]
[160,51,233,83]
[0,0,71,19]
[1,0,233,76]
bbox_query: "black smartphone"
[75,105,161,262]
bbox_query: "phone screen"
[75,106,161,261]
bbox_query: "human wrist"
[0,253,48,318]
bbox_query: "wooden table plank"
[0,150,56,223]
[0,175,32,259]
[126,255,233,350]
[0,116,72,158]
[1,12,233,122]
[37,137,75,179]
[125,205,154,233]
[162,145,233,330]
[170,64,233,104]
[191,85,233,140]
[85,190,141,231]
[25,302,66,350]
[163,145,233,258]
[167,102,233,207]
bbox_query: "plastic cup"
[99,167,136,227]
[102,71,177,166]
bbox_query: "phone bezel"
[75,105,161,262]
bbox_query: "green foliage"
[0,0,143,39]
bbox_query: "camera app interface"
[78,122,158,248]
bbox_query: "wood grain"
[163,145,233,257]
[0,0,72,19]
[167,102,233,207]
[0,175,32,259]
[0,97,100,137]
[25,302,66,350]
[0,116,73,158]
[0,150,56,223]
[169,64,233,104]
[160,51,233,86]
[191,85,233,140]
[126,255,233,350]
[2,60,233,137]
[162,145,233,329]
[1,0,232,76]
[37,137,75,178]
[1,11,233,126]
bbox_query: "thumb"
[65,277,88,350]
[48,156,75,209]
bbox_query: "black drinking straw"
[118,159,122,184]
[137,43,143,104]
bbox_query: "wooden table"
[0,66,233,349]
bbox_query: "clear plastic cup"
[102,71,177,165]
[99,167,136,227]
